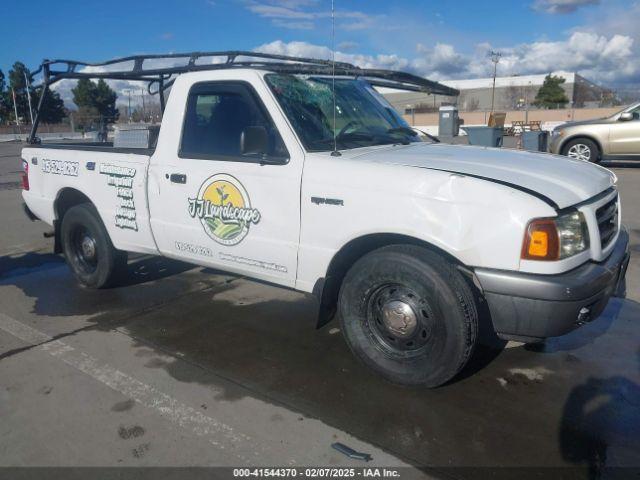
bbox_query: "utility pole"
[488,51,502,113]
[23,71,35,126]
[11,88,20,126]
[127,90,132,123]
[141,89,146,122]
[524,81,531,123]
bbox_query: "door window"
[180,83,288,161]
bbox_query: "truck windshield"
[265,74,422,152]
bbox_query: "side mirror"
[241,126,268,156]
[619,112,634,122]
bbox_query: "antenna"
[330,0,341,157]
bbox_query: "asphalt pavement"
[0,140,638,477]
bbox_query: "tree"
[533,74,569,109]
[0,61,66,125]
[72,78,119,123]
[0,69,10,124]
[8,62,30,123]
[38,88,67,123]
[94,79,119,121]
[72,79,96,108]
[72,105,100,130]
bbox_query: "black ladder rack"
[28,50,459,144]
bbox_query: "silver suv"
[550,102,640,163]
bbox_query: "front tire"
[562,138,600,163]
[338,245,478,387]
[61,203,127,288]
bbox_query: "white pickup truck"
[22,52,629,387]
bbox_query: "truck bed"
[22,144,158,256]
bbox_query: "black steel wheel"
[339,245,478,387]
[61,203,127,288]
[69,225,99,276]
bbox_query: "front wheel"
[61,203,127,288]
[338,245,478,387]
[562,138,600,163]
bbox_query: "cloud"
[414,43,468,76]
[247,3,314,19]
[254,40,409,70]
[242,0,378,30]
[50,27,639,110]
[337,41,358,52]
[255,34,640,86]
[532,0,600,14]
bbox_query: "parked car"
[21,52,630,387]
[550,102,640,162]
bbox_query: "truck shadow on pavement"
[558,349,640,478]
[1,250,639,471]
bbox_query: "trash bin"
[462,126,504,147]
[522,131,549,152]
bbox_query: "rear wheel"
[338,245,478,387]
[61,204,127,288]
[562,138,600,163]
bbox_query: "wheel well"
[53,188,93,253]
[561,135,602,158]
[314,233,464,329]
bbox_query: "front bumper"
[474,228,630,342]
[549,133,563,154]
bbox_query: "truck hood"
[350,143,615,209]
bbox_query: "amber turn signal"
[521,218,560,261]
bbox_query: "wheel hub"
[381,300,417,338]
[567,144,591,161]
[80,235,97,261]
[366,284,434,355]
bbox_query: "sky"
[2,0,638,107]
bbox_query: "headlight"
[551,129,564,139]
[521,211,589,261]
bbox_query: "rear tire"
[338,245,478,387]
[562,138,600,163]
[60,203,127,288]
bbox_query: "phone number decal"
[41,159,79,177]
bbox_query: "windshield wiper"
[309,131,409,151]
[387,126,418,137]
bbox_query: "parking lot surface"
[1,141,638,476]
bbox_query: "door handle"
[168,173,187,184]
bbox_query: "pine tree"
[533,74,570,109]
[2,62,66,124]
[0,70,10,124]
[72,78,119,123]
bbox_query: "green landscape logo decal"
[188,174,261,246]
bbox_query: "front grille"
[596,195,619,249]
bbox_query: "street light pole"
[141,89,146,122]
[488,51,502,114]
[23,71,35,126]
[11,88,20,126]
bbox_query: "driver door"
[148,80,302,287]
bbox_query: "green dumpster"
[462,126,504,147]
